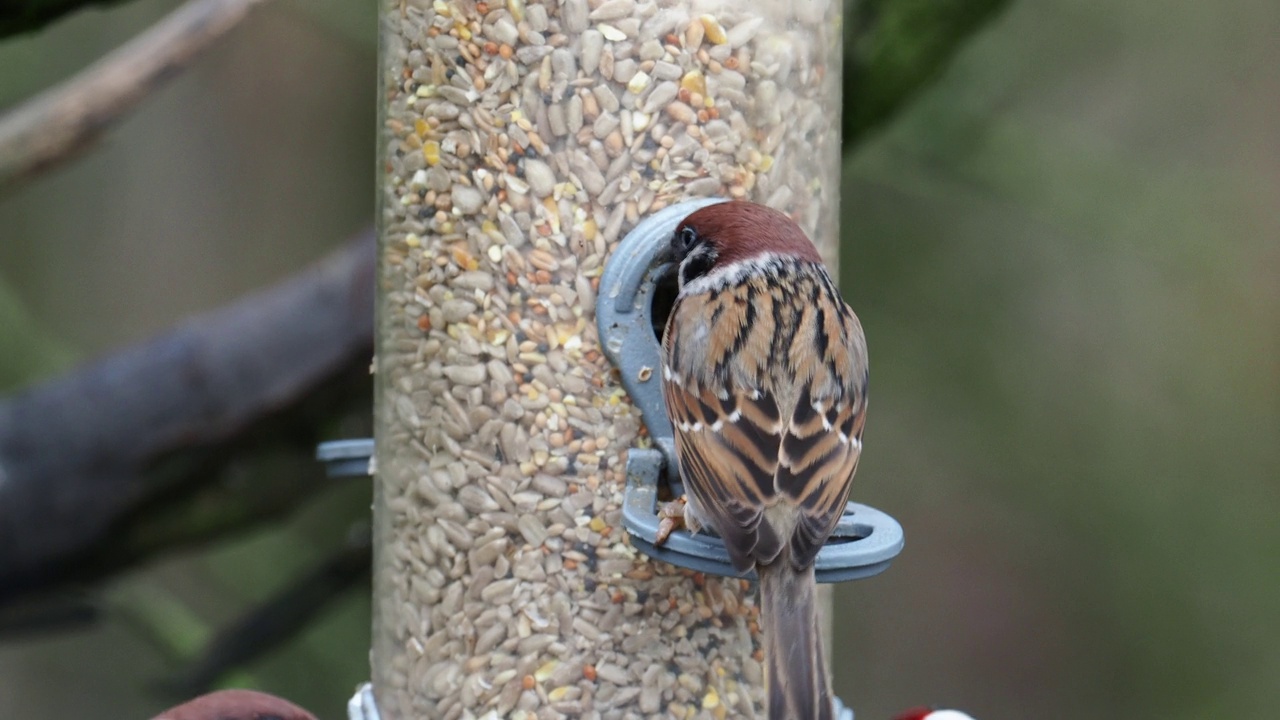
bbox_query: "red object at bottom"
[151,689,318,720]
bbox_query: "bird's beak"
[652,243,676,268]
[651,244,678,282]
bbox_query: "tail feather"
[759,562,833,720]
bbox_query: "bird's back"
[663,255,867,571]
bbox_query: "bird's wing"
[775,380,864,568]
[774,289,867,569]
[662,266,867,572]
[663,374,787,572]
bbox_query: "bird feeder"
[370,0,895,716]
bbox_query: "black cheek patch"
[679,251,714,285]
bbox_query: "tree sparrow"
[659,201,869,720]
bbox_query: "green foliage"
[844,0,1012,146]
[835,1,1280,716]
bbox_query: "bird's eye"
[678,226,698,251]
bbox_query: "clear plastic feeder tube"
[375,0,843,716]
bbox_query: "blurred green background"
[1,0,1276,718]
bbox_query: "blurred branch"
[843,0,1013,148]
[0,228,374,606]
[0,0,268,193]
[158,526,371,698]
[0,589,99,640]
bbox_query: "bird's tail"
[759,561,834,720]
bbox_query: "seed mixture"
[375,0,842,717]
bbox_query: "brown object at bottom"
[151,689,317,720]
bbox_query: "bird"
[150,689,318,720]
[893,708,978,720]
[657,201,869,720]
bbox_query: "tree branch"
[0,228,374,605]
[0,0,268,192]
[158,527,371,698]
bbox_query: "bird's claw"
[655,496,689,546]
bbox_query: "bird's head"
[664,201,823,293]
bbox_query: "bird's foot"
[655,495,702,545]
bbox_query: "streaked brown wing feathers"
[663,377,786,570]
[775,290,867,568]
[779,387,863,568]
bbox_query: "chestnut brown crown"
[667,201,824,289]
